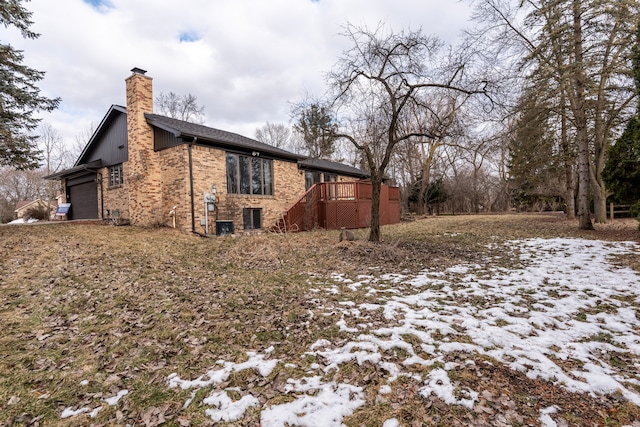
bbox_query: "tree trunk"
[592,186,607,223]
[419,159,431,215]
[576,105,593,230]
[560,88,576,219]
[591,159,608,222]
[572,0,594,230]
[564,170,576,219]
[368,175,382,242]
[591,125,608,223]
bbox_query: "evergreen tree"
[409,176,448,213]
[1,0,60,169]
[292,103,337,159]
[603,22,640,220]
[602,118,640,204]
[508,86,565,211]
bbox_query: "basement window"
[108,163,123,187]
[243,208,262,230]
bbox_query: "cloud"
[7,0,473,151]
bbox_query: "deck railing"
[278,181,400,232]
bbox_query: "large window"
[324,173,337,182]
[108,163,123,187]
[304,171,336,190]
[226,153,273,195]
[305,171,321,190]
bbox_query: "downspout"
[96,171,104,220]
[187,137,207,237]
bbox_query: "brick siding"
[99,167,130,220]
[125,72,163,227]
[119,70,362,233]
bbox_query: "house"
[14,199,57,220]
[45,68,399,234]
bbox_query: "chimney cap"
[131,67,147,75]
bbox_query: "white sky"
[4,0,472,154]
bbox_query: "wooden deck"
[275,181,401,232]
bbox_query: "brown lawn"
[0,213,638,426]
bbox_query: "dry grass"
[0,213,638,426]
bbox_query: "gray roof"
[43,160,102,180]
[298,158,369,178]
[145,114,305,161]
[45,106,369,180]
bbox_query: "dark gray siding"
[154,128,181,151]
[82,113,128,166]
[67,172,96,186]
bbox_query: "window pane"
[263,159,272,195]
[305,172,313,190]
[243,208,251,229]
[226,154,238,194]
[305,171,320,190]
[108,164,123,187]
[240,156,251,194]
[252,208,262,229]
[243,208,262,229]
[251,157,262,195]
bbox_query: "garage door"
[68,181,98,219]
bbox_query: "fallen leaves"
[0,216,638,426]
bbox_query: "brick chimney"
[125,67,162,226]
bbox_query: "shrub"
[23,205,50,221]
[631,201,640,231]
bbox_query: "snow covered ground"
[64,237,640,426]
[7,218,38,224]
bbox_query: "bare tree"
[255,122,295,151]
[407,91,470,214]
[155,92,205,124]
[0,167,47,222]
[71,122,96,163]
[320,23,486,241]
[38,122,71,208]
[39,122,72,171]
